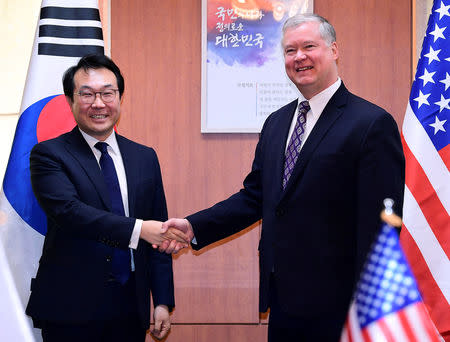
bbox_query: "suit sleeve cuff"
[129,219,142,249]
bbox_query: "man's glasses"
[75,89,119,104]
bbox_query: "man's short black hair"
[63,54,125,101]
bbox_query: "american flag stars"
[440,72,450,90]
[429,23,446,42]
[435,1,450,19]
[430,115,447,134]
[354,225,420,327]
[410,0,449,150]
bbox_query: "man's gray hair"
[282,13,336,46]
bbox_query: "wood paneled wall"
[111,1,411,341]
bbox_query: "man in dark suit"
[26,55,180,341]
[162,14,405,341]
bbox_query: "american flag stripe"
[377,317,396,341]
[397,309,418,340]
[361,303,439,342]
[403,187,450,303]
[402,136,449,245]
[402,104,450,209]
[400,228,450,332]
[341,331,350,342]
[365,322,386,342]
[342,304,352,341]
[383,313,409,341]
[406,303,439,341]
[348,303,364,342]
[417,303,443,340]
[402,102,450,206]
[400,229,442,292]
[361,328,372,341]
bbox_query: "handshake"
[140,218,194,253]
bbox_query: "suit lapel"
[64,127,111,210]
[281,84,349,199]
[116,135,138,218]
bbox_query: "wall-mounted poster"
[202,0,314,133]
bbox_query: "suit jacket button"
[276,208,285,217]
[106,256,112,262]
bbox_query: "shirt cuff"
[129,219,142,249]
[186,219,197,245]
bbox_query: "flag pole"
[380,198,402,228]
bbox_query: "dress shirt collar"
[297,77,342,119]
[78,128,120,156]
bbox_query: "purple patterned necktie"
[283,100,310,189]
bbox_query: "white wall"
[0,0,41,183]
[416,0,434,62]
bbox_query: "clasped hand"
[139,219,193,253]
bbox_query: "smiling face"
[67,67,121,141]
[283,21,339,99]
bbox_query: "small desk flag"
[340,224,440,342]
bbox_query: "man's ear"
[331,41,339,61]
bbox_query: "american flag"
[340,224,440,342]
[400,0,450,339]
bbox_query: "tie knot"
[299,100,310,115]
[94,141,109,154]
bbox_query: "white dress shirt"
[285,78,342,151]
[79,129,142,252]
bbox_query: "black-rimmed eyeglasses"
[75,89,119,104]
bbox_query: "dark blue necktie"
[95,142,130,284]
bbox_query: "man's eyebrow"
[78,84,115,90]
[283,39,317,48]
